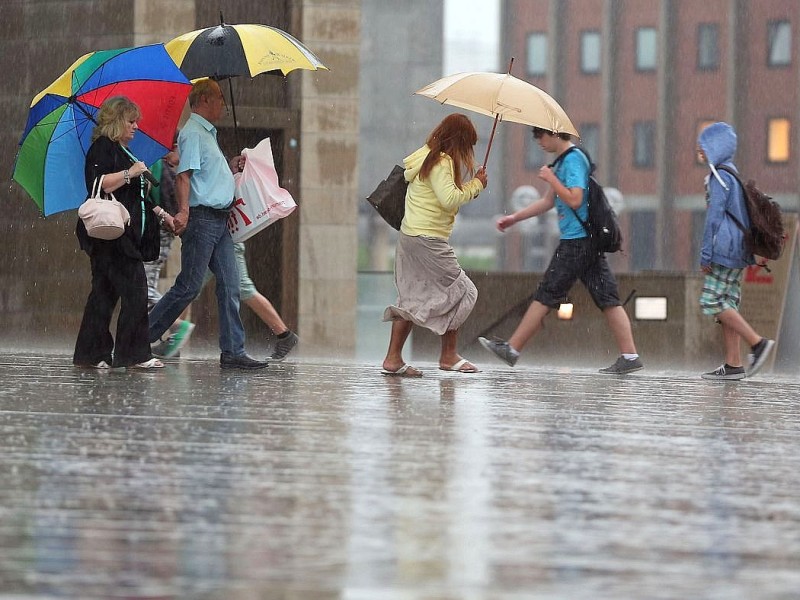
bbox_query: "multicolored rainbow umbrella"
[13,44,192,216]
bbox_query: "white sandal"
[129,358,165,369]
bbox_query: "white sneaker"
[129,358,165,370]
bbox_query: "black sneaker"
[599,356,643,374]
[747,338,775,377]
[220,353,269,370]
[271,331,298,361]
[478,337,519,367]
[701,364,746,381]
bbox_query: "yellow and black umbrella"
[166,16,327,144]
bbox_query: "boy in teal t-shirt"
[479,127,643,375]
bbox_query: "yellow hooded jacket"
[400,145,484,240]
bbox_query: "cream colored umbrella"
[415,59,579,167]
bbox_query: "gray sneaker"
[478,336,519,367]
[271,331,298,361]
[599,356,643,374]
[747,338,775,377]
[701,364,746,381]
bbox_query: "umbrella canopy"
[13,44,191,216]
[165,20,327,146]
[415,69,579,167]
[165,22,328,79]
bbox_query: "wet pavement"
[1,351,799,599]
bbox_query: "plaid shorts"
[533,238,621,309]
[699,264,742,315]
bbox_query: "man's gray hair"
[189,78,220,108]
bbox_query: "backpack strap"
[716,165,749,234]
[549,146,592,233]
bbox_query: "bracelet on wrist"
[123,169,130,184]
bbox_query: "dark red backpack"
[718,165,785,261]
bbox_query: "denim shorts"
[533,238,621,309]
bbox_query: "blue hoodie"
[697,122,753,269]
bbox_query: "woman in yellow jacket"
[382,113,488,376]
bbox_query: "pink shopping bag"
[228,138,297,242]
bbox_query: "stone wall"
[297,0,361,356]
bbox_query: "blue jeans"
[148,205,245,356]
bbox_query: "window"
[767,118,790,162]
[581,30,601,74]
[579,123,600,160]
[697,23,719,70]
[633,121,655,168]
[636,27,657,71]
[525,133,547,170]
[768,20,791,66]
[630,212,657,271]
[526,33,548,76]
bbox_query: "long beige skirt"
[382,233,477,336]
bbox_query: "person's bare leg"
[721,321,744,367]
[383,319,419,373]
[716,308,761,347]
[439,329,478,371]
[243,292,288,335]
[603,305,637,354]
[507,301,550,352]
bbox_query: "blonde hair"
[91,96,141,142]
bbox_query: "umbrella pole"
[227,77,240,150]
[482,113,500,169]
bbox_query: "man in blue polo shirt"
[148,78,267,370]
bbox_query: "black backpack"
[551,147,622,254]
[717,165,785,261]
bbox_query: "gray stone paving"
[0,352,798,599]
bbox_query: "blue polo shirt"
[177,113,235,210]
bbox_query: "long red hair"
[419,113,478,188]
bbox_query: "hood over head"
[403,145,431,182]
[698,122,737,189]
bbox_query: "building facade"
[501,0,800,272]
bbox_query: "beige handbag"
[78,175,131,240]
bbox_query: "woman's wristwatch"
[123,169,130,184]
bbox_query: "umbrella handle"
[480,56,514,168]
[227,78,240,151]
[482,113,500,169]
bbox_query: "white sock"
[622,353,639,361]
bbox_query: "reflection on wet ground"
[0,353,798,599]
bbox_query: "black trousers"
[73,250,151,367]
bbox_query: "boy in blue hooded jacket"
[697,122,774,380]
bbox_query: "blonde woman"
[73,96,165,369]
